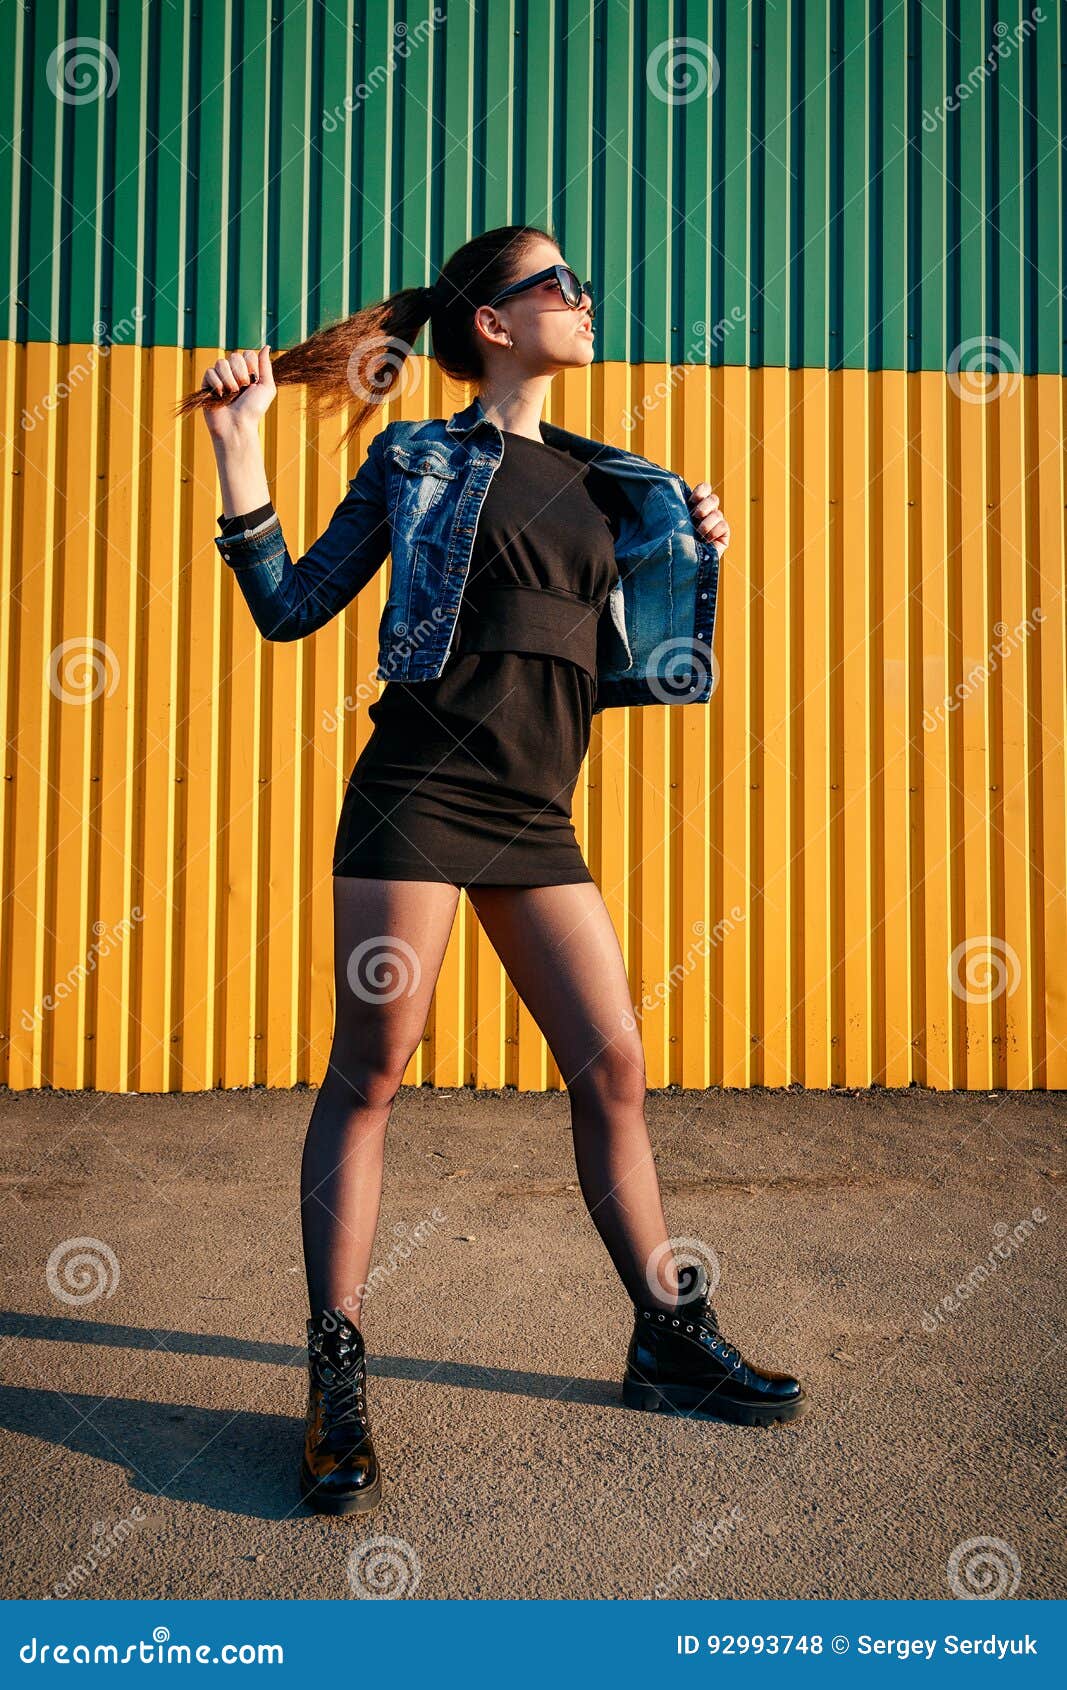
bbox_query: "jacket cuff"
[217,502,277,539]
[213,515,285,568]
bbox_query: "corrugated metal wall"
[2,2,1064,1092]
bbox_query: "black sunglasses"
[487,263,595,317]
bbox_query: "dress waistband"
[454,582,604,680]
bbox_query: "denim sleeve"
[212,426,392,642]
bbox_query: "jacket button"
[221,551,230,561]
[700,591,707,599]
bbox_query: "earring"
[505,333,513,348]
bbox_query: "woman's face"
[477,240,595,371]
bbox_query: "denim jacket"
[214,393,720,714]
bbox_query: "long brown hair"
[174,223,556,449]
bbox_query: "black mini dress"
[331,430,622,886]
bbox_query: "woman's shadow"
[0,1310,623,1520]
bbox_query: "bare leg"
[466,882,681,1312]
[300,876,461,1328]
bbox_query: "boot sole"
[299,1457,383,1515]
[622,1374,806,1426]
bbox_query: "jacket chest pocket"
[385,440,460,532]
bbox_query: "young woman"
[184,224,804,1516]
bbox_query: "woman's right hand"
[199,345,276,438]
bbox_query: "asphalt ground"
[1,1083,1063,1601]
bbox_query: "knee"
[325,1039,414,1110]
[567,1036,647,1113]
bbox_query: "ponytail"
[174,283,435,448]
[176,224,553,449]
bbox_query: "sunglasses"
[487,263,595,317]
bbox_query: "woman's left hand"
[687,483,730,555]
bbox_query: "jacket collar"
[445,392,601,456]
[445,392,680,497]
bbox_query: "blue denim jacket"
[214,393,720,714]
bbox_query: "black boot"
[299,1309,383,1513]
[622,1262,806,1426]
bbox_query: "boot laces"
[694,1302,743,1368]
[308,1326,369,1434]
[319,1362,368,1434]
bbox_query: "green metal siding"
[2,0,1064,367]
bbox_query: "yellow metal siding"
[1,345,1064,1092]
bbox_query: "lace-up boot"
[623,1262,806,1426]
[299,1309,382,1513]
